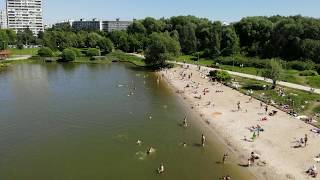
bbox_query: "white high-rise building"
[0,10,7,29]
[6,0,44,35]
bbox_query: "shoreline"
[159,65,320,180]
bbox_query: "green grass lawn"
[232,76,320,126]
[176,55,320,89]
[9,48,39,56]
[107,51,145,66]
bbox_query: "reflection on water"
[0,63,254,180]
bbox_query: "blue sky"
[1,0,320,24]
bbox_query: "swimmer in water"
[136,139,142,145]
[183,116,188,127]
[147,147,155,154]
[157,163,165,174]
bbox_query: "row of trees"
[1,15,320,66]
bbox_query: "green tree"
[109,31,129,52]
[0,30,9,50]
[262,59,282,89]
[177,23,197,54]
[145,32,181,67]
[220,26,240,56]
[17,28,36,45]
[61,48,76,62]
[86,32,102,48]
[142,17,164,34]
[38,47,54,57]
[86,48,101,57]
[209,70,231,82]
[127,21,147,34]
[98,37,114,54]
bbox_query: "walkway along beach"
[159,65,320,180]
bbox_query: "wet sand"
[160,65,320,180]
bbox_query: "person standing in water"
[183,116,188,127]
[222,153,229,164]
[201,134,206,147]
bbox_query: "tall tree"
[145,32,181,67]
[220,26,240,56]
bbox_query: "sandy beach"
[160,65,320,180]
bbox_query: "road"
[128,53,320,94]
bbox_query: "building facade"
[53,18,132,32]
[6,0,44,35]
[72,19,102,31]
[102,19,131,32]
[0,10,7,29]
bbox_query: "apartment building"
[0,10,7,29]
[6,0,44,35]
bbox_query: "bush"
[209,70,231,82]
[215,55,269,69]
[17,43,24,50]
[38,47,54,57]
[69,48,83,57]
[287,61,315,71]
[86,48,101,57]
[299,70,318,76]
[61,48,76,62]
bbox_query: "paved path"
[5,55,32,61]
[128,53,320,94]
[171,61,320,94]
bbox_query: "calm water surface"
[0,63,254,180]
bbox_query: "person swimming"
[136,139,142,145]
[158,163,165,174]
[147,147,155,154]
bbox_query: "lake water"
[0,63,254,180]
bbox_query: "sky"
[1,0,320,24]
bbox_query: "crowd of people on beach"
[131,63,320,179]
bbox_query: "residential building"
[53,20,73,29]
[102,19,131,32]
[0,10,7,29]
[72,19,102,31]
[53,18,132,32]
[6,0,44,35]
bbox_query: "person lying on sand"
[311,129,320,134]
[306,165,318,178]
[269,110,278,116]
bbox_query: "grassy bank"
[176,55,320,88]
[9,48,39,56]
[230,76,320,126]
[33,51,145,66]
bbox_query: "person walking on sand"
[222,153,229,164]
[265,105,268,114]
[251,132,257,141]
[304,134,308,147]
[237,101,241,111]
[201,134,206,147]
